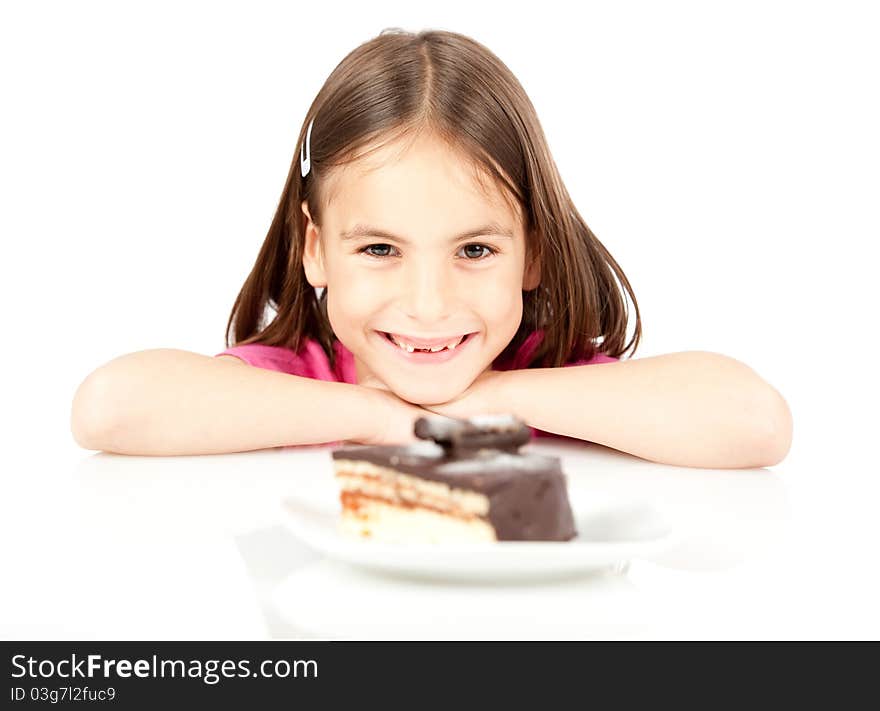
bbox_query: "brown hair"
[225,28,641,369]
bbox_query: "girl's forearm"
[499,351,792,469]
[71,349,378,455]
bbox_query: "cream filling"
[339,499,497,543]
[334,459,490,517]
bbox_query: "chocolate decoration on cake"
[330,414,577,542]
[414,414,531,454]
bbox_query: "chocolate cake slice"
[331,414,576,542]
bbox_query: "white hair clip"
[300,118,315,178]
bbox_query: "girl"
[71,29,792,468]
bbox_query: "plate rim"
[279,494,678,576]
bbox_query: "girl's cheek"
[472,272,522,315]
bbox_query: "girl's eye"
[460,244,495,260]
[359,243,497,260]
[361,244,396,258]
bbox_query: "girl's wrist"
[351,382,393,443]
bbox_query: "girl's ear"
[301,200,327,288]
[522,243,541,291]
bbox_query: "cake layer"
[339,496,496,543]
[334,458,490,517]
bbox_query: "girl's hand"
[351,375,433,446]
[351,369,513,445]
[419,368,510,420]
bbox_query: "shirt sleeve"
[214,342,337,381]
[214,344,302,374]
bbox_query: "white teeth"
[388,334,465,353]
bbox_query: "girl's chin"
[386,383,465,407]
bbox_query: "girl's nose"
[401,261,455,324]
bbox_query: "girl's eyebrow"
[339,222,514,245]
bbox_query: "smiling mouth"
[380,331,472,353]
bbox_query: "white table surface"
[3,412,878,640]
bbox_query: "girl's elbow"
[71,370,120,451]
[756,390,793,467]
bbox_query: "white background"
[1,0,878,639]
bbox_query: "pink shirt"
[215,330,617,443]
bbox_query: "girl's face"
[301,131,540,405]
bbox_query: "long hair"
[225,28,641,370]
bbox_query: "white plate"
[280,491,676,582]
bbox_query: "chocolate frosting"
[332,414,576,541]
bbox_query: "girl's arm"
[502,350,792,469]
[71,349,380,455]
